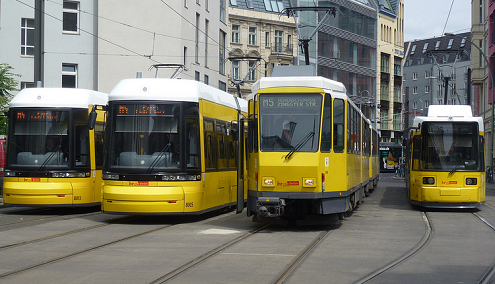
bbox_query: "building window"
[413,86,417,94]
[184,46,187,66]
[205,20,209,68]
[438,99,443,104]
[219,81,227,91]
[425,85,430,93]
[21,82,36,89]
[380,53,390,73]
[249,27,257,45]
[195,71,200,81]
[425,70,430,78]
[62,64,77,88]
[422,43,429,53]
[63,1,79,33]
[219,30,226,75]
[248,61,256,81]
[21,18,35,56]
[229,0,237,5]
[461,37,466,47]
[246,0,253,8]
[232,25,240,44]
[425,100,429,107]
[195,13,200,64]
[232,60,239,80]
[412,72,417,80]
[274,30,283,52]
[447,38,454,49]
[220,0,226,23]
[410,45,416,55]
[265,32,270,47]
[204,74,209,85]
[435,41,441,50]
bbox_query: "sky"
[404,0,471,42]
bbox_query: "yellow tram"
[3,88,108,206]
[405,105,485,208]
[101,78,247,214]
[244,75,379,221]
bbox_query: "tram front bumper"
[256,197,285,218]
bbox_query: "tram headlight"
[466,178,477,185]
[162,175,201,181]
[52,172,88,178]
[4,171,16,177]
[102,173,120,180]
[303,178,316,187]
[263,177,275,187]
[423,177,435,185]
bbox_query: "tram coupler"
[256,197,285,218]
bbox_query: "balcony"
[268,44,294,63]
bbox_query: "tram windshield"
[7,109,90,169]
[421,122,481,171]
[259,93,322,152]
[107,102,200,173]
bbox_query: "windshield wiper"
[39,145,62,171]
[285,131,315,160]
[146,143,172,174]
[449,161,466,175]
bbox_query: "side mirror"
[88,106,97,130]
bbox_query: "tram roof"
[412,105,484,131]
[9,88,108,109]
[109,78,247,111]
[248,76,347,100]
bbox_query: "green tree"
[0,63,20,135]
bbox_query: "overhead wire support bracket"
[227,56,265,98]
[149,64,188,79]
[281,7,337,65]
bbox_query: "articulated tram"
[405,105,485,208]
[3,88,108,206]
[101,78,247,214]
[245,75,379,221]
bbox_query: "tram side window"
[204,120,217,170]
[333,99,345,153]
[94,122,105,169]
[356,110,361,155]
[412,136,421,170]
[75,123,90,167]
[186,118,200,169]
[217,122,228,169]
[347,103,351,153]
[228,122,237,169]
[321,94,332,152]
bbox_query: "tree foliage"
[0,63,20,135]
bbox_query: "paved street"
[0,173,495,284]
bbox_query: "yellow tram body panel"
[3,174,101,206]
[409,171,485,204]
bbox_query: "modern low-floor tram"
[101,78,247,215]
[3,88,108,207]
[405,105,485,208]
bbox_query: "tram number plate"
[24,178,41,182]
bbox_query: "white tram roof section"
[249,76,347,100]
[412,105,484,131]
[10,88,108,109]
[110,78,247,112]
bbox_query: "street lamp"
[445,32,495,167]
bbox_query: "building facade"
[297,0,378,123]
[1,0,230,94]
[377,0,404,143]
[228,0,297,98]
[403,33,472,128]
[1,0,98,90]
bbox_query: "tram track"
[0,207,102,228]
[473,212,495,284]
[270,227,335,284]
[149,223,270,284]
[353,211,434,284]
[0,221,172,280]
[0,215,141,250]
